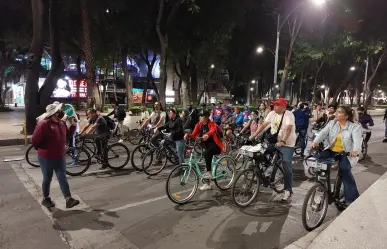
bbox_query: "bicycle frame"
[313,159,342,206]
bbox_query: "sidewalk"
[0,107,140,146]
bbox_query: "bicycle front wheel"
[130,144,150,171]
[65,147,91,176]
[213,155,236,190]
[127,129,142,145]
[26,145,40,167]
[302,183,329,231]
[166,165,199,204]
[231,168,260,208]
[142,148,167,176]
[106,143,130,170]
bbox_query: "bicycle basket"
[239,144,264,158]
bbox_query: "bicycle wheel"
[359,141,367,161]
[106,143,130,170]
[82,140,96,158]
[65,147,91,176]
[142,148,168,176]
[127,129,142,145]
[25,145,40,167]
[231,168,260,208]
[228,149,248,171]
[213,155,236,190]
[166,165,199,204]
[333,176,346,211]
[130,144,150,171]
[271,153,285,193]
[301,183,329,231]
[294,136,302,155]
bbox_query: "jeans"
[277,146,295,193]
[364,131,371,143]
[298,128,307,156]
[94,132,111,156]
[203,143,222,171]
[38,156,71,199]
[116,120,124,137]
[318,150,359,203]
[175,140,186,164]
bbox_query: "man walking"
[31,102,80,209]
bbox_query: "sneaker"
[66,197,80,209]
[99,165,108,170]
[202,171,212,179]
[118,139,123,143]
[199,183,212,191]
[41,197,55,208]
[281,190,292,202]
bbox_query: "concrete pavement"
[1,117,387,249]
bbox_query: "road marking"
[368,139,384,144]
[259,221,273,233]
[106,195,168,213]
[3,157,24,162]
[242,221,258,235]
[10,162,139,249]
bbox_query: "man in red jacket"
[185,110,224,190]
[31,102,80,209]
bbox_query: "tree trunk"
[121,54,131,110]
[175,79,182,104]
[190,62,198,103]
[0,68,6,107]
[76,54,81,109]
[297,71,303,104]
[25,0,45,134]
[181,75,190,107]
[81,0,100,109]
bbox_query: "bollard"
[24,121,27,146]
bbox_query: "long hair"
[338,105,354,123]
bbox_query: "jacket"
[293,108,309,129]
[31,119,68,159]
[234,112,244,127]
[189,121,224,152]
[314,120,362,154]
[358,113,374,129]
[159,116,184,141]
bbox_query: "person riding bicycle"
[185,110,224,191]
[258,102,269,123]
[250,98,297,201]
[140,104,150,123]
[383,108,387,143]
[233,107,244,129]
[140,102,167,145]
[107,101,126,143]
[185,102,199,131]
[316,104,337,127]
[155,108,186,165]
[221,106,236,140]
[211,101,224,125]
[357,106,374,144]
[80,109,111,170]
[240,110,259,136]
[243,105,251,125]
[293,103,310,158]
[311,105,361,206]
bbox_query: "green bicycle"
[166,139,237,205]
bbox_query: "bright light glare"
[210,64,215,69]
[320,85,325,89]
[350,66,356,71]
[256,47,264,54]
[379,90,382,93]
[275,85,279,88]
[250,88,254,91]
[312,0,326,6]
[106,9,109,13]
[251,80,256,84]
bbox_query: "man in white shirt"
[250,98,296,201]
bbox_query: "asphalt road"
[1,117,387,249]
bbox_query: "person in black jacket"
[155,108,186,164]
[107,102,126,142]
[357,107,374,143]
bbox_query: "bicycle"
[228,133,258,170]
[301,151,349,231]
[231,142,285,208]
[359,129,369,161]
[26,145,40,167]
[165,138,237,205]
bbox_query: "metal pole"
[362,56,369,106]
[273,14,280,100]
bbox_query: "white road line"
[10,162,139,249]
[368,139,384,144]
[106,195,168,213]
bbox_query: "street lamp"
[251,80,256,84]
[312,0,326,6]
[210,64,215,69]
[250,88,254,91]
[320,85,325,89]
[275,85,279,88]
[350,66,356,71]
[256,47,264,54]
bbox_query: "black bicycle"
[231,142,285,208]
[301,152,348,231]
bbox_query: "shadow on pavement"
[51,208,117,232]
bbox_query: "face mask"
[57,110,65,119]
[358,112,364,116]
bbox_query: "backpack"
[116,107,126,120]
[102,116,116,130]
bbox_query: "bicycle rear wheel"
[130,144,150,171]
[166,165,199,204]
[231,168,260,208]
[26,145,40,167]
[127,129,142,145]
[302,183,329,231]
[271,152,285,193]
[65,147,91,176]
[142,148,167,176]
[106,143,130,170]
[228,149,248,171]
[213,155,236,190]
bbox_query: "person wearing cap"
[185,110,224,191]
[211,101,224,125]
[31,102,80,209]
[250,98,297,201]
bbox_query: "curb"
[0,138,30,147]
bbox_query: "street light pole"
[272,14,280,101]
[362,56,369,105]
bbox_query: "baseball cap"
[272,98,287,107]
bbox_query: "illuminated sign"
[38,78,88,98]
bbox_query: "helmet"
[199,110,210,117]
[224,106,232,112]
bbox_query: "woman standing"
[311,105,362,205]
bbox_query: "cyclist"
[293,103,310,158]
[80,109,111,169]
[357,106,374,144]
[155,108,185,164]
[107,101,126,143]
[211,101,224,125]
[185,110,224,191]
[140,104,150,123]
[250,98,296,201]
[383,109,387,143]
[242,105,251,125]
[233,107,244,129]
[258,102,269,123]
[240,110,259,136]
[316,104,336,127]
[185,102,199,131]
[311,105,362,206]
[221,105,236,140]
